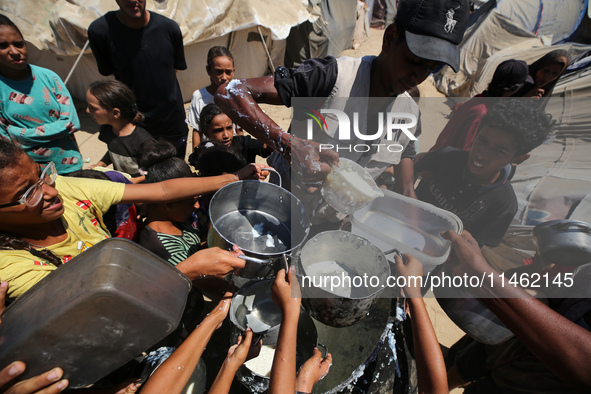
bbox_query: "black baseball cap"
[491,59,534,87]
[396,0,470,72]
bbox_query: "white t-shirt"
[186,87,214,131]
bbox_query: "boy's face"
[206,113,234,147]
[468,126,529,184]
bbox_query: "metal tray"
[0,238,192,388]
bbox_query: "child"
[137,140,202,265]
[186,46,241,150]
[513,49,571,98]
[87,80,155,182]
[415,99,553,247]
[189,103,272,175]
[0,138,267,299]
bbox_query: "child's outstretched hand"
[234,163,270,181]
[225,329,260,371]
[394,253,424,298]
[271,269,301,317]
[296,348,333,393]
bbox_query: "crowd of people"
[0,0,589,392]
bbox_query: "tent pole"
[257,26,276,73]
[64,39,90,86]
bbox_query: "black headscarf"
[512,49,571,98]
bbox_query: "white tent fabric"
[442,43,591,98]
[0,0,314,54]
[495,0,586,42]
[553,54,591,97]
[0,0,317,100]
[432,0,588,97]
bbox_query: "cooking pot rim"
[209,180,311,256]
[533,219,591,234]
[298,230,390,300]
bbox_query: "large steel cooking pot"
[208,180,310,278]
[296,231,390,328]
[533,220,591,266]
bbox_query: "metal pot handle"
[237,254,273,265]
[317,342,329,358]
[384,248,402,258]
[263,167,282,188]
[281,254,290,274]
[552,221,591,233]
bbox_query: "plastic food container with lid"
[351,189,463,272]
[0,238,192,389]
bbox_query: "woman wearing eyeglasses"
[0,14,83,174]
[0,139,268,299]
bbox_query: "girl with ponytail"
[86,80,155,181]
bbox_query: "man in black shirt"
[88,0,188,158]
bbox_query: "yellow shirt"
[0,176,125,298]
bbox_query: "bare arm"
[141,294,232,394]
[215,77,286,152]
[393,158,417,199]
[268,269,301,394]
[174,246,246,281]
[208,330,254,394]
[395,256,448,394]
[443,230,591,392]
[120,164,267,203]
[215,78,338,183]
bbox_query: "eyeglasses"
[0,162,57,209]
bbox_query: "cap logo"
[444,6,460,34]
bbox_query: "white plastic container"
[321,158,384,214]
[351,189,463,272]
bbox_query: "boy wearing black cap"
[428,59,534,152]
[215,0,471,204]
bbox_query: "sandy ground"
[76,26,466,392]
